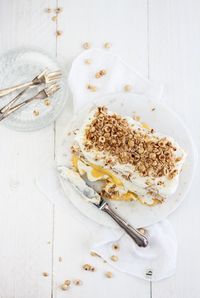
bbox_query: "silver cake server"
[58,166,148,247]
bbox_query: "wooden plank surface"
[0,0,56,297]
[0,0,199,297]
[149,0,200,297]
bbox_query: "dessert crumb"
[110,255,118,262]
[105,271,113,278]
[112,243,120,251]
[82,263,96,272]
[42,272,49,277]
[46,8,52,13]
[86,84,97,92]
[73,279,83,286]
[55,7,63,14]
[51,15,57,22]
[61,284,69,291]
[56,30,62,36]
[84,58,92,64]
[124,84,132,92]
[64,280,71,286]
[33,110,39,116]
[104,42,111,49]
[83,42,91,49]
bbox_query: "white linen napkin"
[36,48,177,281]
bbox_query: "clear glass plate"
[0,48,68,131]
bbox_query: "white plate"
[57,93,197,228]
[0,48,67,131]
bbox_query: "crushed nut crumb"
[61,284,69,291]
[56,30,62,36]
[55,7,63,14]
[110,255,118,262]
[112,243,120,251]
[44,99,51,106]
[51,15,57,22]
[46,8,52,13]
[73,279,83,286]
[105,271,113,278]
[95,69,107,78]
[42,272,49,277]
[104,42,111,49]
[90,251,99,257]
[82,264,96,271]
[33,110,39,116]
[86,84,97,92]
[83,42,91,49]
[64,280,71,286]
[124,84,132,92]
[84,59,92,64]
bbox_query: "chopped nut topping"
[95,69,107,78]
[73,279,83,286]
[104,42,111,49]
[86,84,97,92]
[105,271,113,278]
[84,107,179,179]
[83,42,91,49]
[82,263,96,271]
[42,272,49,277]
[61,284,69,291]
[110,255,118,262]
[124,84,132,92]
[84,59,92,64]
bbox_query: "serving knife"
[58,166,148,248]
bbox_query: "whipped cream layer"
[74,107,186,205]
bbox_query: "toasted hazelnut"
[64,280,71,286]
[84,59,92,64]
[42,272,49,277]
[73,279,83,286]
[104,42,111,49]
[61,284,69,291]
[110,255,118,262]
[112,243,120,251]
[105,271,113,278]
[124,84,132,92]
[83,42,91,49]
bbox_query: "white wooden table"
[0,0,199,297]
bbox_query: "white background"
[0,0,199,297]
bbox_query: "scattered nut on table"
[86,84,97,92]
[64,280,71,286]
[56,30,62,36]
[104,42,111,49]
[73,279,83,286]
[105,271,113,278]
[83,42,91,49]
[82,263,96,271]
[112,243,120,251]
[42,272,49,277]
[110,255,118,262]
[61,284,69,291]
[51,15,57,22]
[46,8,52,13]
[33,110,40,116]
[124,84,132,92]
[55,7,63,14]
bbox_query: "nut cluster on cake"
[84,106,181,179]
